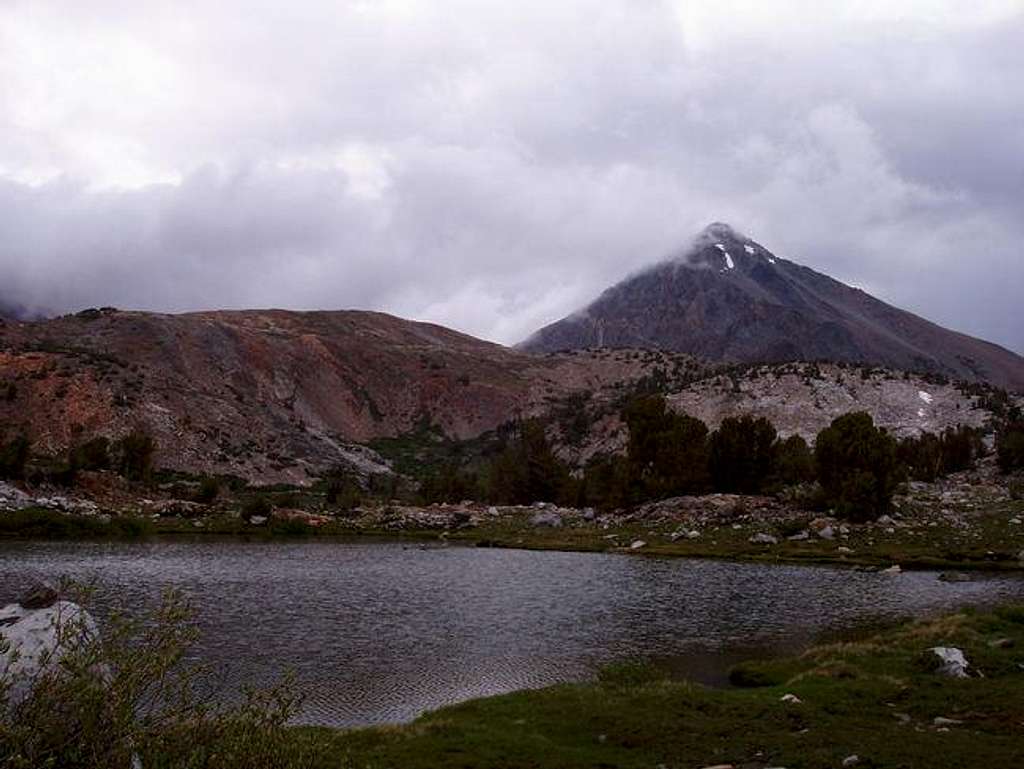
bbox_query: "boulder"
[1,592,98,708]
[629,540,647,550]
[749,533,778,545]
[530,510,563,528]
[928,646,970,678]
[0,481,33,512]
[816,526,835,540]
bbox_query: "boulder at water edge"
[0,590,98,708]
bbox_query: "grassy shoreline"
[4,503,1024,573]
[289,604,1024,768]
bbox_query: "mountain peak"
[520,228,1024,391]
[698,222,742,241]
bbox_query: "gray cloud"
[0,0,1021,352]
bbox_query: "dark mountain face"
[520,223,1024,391]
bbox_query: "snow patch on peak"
[723,252,734,270]
[714,243,726,252]
[743,244,755,255]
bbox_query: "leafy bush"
[815,412,900,522]
[0,586,312,768]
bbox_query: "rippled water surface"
[2,539,1023,726]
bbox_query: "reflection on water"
[2,539,1022,726]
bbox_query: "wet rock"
[929,646,970,678]
[749,533,778,545]
[629,540,647,550]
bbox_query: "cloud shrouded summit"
[0,1,1022,352]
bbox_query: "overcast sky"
[1,0,1022,351]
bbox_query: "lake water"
[2,539,1023,726]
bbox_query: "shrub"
[0,508,152,539]
[114,429,156,483]
[582,454,633,512]
[241,495,273,521]
[194,476,220,504]
[815,412,900,522]
[71,437,110,472]
[708,415,777,494]
[0,586,311,768]
[996,421,1024,473]
[0,434,30,480]
[324,468,362,510]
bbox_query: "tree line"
[418,395,1023,522]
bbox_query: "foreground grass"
[294,605,1024,768]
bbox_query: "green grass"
[0,507,153,539]
[4,491,1023,572]
[291,605,1024,768]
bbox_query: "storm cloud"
[1,0,1022,351]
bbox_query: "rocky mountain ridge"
[521,223,1024,391]
[0,308,699,483]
